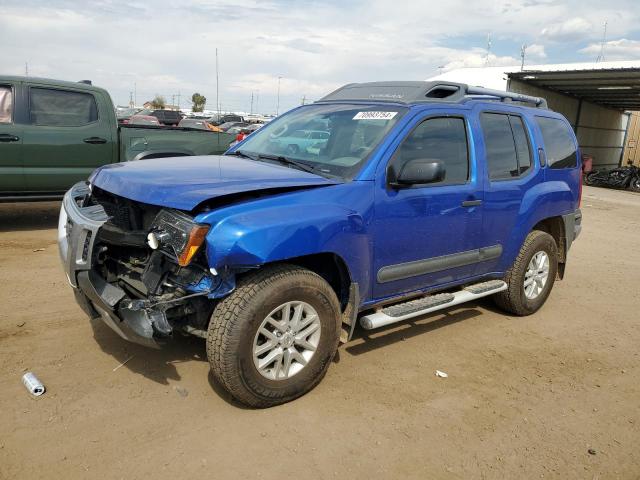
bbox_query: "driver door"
[372,112,487,299]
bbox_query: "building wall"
[510,79,628,169]
[622,112,640,167]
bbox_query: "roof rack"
[316,81,548,109]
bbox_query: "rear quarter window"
[535,116,578,169]
[0,85,13,123]
[30,87,98,126]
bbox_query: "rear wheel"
[493,230,558,316]
[206,264,341,408]
[630,176,640,192]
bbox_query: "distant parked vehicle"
[270,129,330,155]
[178,118,223,132]
[218,121,250,131]
[128,114,161,126]
[116,107,139,125]
[146,109,183,126]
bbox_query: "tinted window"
[536,116,577,169]
[30,88,98,126]
[510,116,532,174]
[393,117,469,185]
[0,86,12,123]
[481,113,518,180]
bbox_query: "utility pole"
[520,44,527,71]
[485,33,492,67]
[250,91,254,114]
[25,62,28,77]
[301,95,306,105]
[129,91,134,107]
[216,48,220,119]
[276,76,283,116]
[171,94,175,110]
[134,82,137,107]
[177,92,181,111]
[256,90,260,115]
[596,21,608,63]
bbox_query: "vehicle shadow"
[344,302,488,356]
[0,201,61,232]
[90,318,207,385]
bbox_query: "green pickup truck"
[0,76,234,200]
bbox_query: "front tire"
[493,230,558,316]
[206,264,341,408]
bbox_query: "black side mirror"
[392,159,445,187]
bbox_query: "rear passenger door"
[0,81,25,192]
[476,109,538,275]
[21,85,115,193]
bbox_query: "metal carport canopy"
[508,67,640,111]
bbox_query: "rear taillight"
[236,133,246,142]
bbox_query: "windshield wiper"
[256,154,319,175]
[226,150,258,161]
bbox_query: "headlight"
[147,209,210,267]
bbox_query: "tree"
[150,95,166,109]
[192,93,207,112]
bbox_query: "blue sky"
[1,0,639,113]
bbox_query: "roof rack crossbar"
[465,85,547,108]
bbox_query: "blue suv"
[59,81,582,407]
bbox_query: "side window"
[481,113,532,180]
[0,85,13,124]
[29,87,98,126]
[392,117,469,185]
[535,116,577,169]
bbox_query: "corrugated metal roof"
[429,61,640,111]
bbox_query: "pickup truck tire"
[206,264,341,408]
[493,230,558,316]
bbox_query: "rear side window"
[393,117,469,185]
[535,116,577,169]
[0,85,12,123]
[30,88,98,126]
[481,112,532,180]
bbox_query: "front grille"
[89,187,160,231]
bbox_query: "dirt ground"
[1,185,639,480]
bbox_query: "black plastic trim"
[377,245,503,284]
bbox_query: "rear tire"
[630,176,640,192]
[493,230,558,316]
[206,264,341,408]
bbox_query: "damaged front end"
[58,181,234,347]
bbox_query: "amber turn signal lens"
[177,225,210,267]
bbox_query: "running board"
[360,280,507,330]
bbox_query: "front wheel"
[206,264,341,408]
[493,230,558,316]
[630,176,640,192]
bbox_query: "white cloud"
[541,17,593,42]
[579,38,640,60]
[441,49,518,72]
[526,44,547,59]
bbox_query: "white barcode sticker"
[353,111,397,120]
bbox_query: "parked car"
[218,121,250,132]
[59,81,582,408]
[178,118,223,132]
[115,107,139,125]
[147,109,183,126]
[269,129,330,155]
[0,76,234,198]
[128,114,161,126]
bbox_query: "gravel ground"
[1,185,639,479]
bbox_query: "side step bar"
[360,280,507,330]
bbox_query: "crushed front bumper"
[58,182,161,348]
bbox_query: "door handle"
[83,137,107,144]
[461,199,482,207]
[0,134,20,142]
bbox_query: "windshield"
[233,103,407,180]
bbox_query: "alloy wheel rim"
[253,301,321,380]
[524,251,550,300]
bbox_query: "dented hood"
[90,155,338,210]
